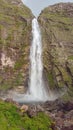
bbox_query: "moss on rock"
[0,0,34,92]
[38,3,73,100]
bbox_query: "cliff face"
[38,3,73,100]
[0,0,33,93]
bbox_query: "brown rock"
[62,125,73,130]
[27,105,37,117]
[62,102,73,111]
[56,111,64,118]
[65,110,73,120]
[20,105,29,113]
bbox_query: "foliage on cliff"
[38,3,73,100]
[0,0,33,92]
[0,100,52,130]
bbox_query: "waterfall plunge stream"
[11,18,49,102]
[28,18,49,101]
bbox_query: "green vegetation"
[13,73,24,86]
[40,8,73,33]
[68,55,73,60]
[43,13,73,24]
[39,3,73,100]
[60,67,72,86]
[0,101,53,130]
[62,86,73,101]
[23,113,52,130]
[14,59,24,70]
[0,0,33,19]
[0,0,33,91]
[47,72,55,88]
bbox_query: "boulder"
[20,105,29,113]
[27,105,37,117]
[62,102,73,111]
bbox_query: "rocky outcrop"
[38,3,73,100]
[43,100,73,130]
[26,100,73,130]
[0,0,34,92]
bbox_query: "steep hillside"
[0,0,33,93]
[38,3,73,100]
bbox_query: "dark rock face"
[0,0,33,93]
[42,100,73,130]
[62,126,73,130]
[38,3,73,100]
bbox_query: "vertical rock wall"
[38,3,73,100]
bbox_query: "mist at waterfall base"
[12,18,50,103]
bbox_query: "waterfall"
[28,18,48,101]
[10,18,50,102]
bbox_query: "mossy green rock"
[0,100,53,130]
[38,3,73,100]
[0,0,33,92]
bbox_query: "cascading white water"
[28,18,48,101]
